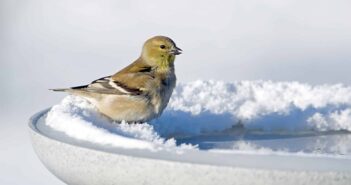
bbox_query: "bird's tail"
[50,86,98,103]
[50,85,88,92]
[49,88,70,92]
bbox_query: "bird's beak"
[170,46,182,55]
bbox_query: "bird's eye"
[160,45,166,49]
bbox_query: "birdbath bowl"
[29,108,351,185]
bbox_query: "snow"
[163,80,351,133]
[45,80,351,155]
[45,96,194,151]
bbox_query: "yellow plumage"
[52,36,182,123]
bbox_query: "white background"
[1,0,351,184]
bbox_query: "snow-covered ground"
[44,80,351,157]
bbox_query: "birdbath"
[29,108,351,185]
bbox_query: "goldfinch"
[52,36,182,123]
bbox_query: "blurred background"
[1,0,351,184]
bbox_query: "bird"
[51,36,182,123]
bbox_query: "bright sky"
[2,0,351,86]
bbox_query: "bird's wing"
[52,59,155,95]
[67,76,143,95]
[111,59,156,92]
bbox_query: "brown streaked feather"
[52,75,143,95]
[113,80,143,95]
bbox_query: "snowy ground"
[44,80,351,158]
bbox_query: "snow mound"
[45,96,194,151]
[155,80,351,135]
[45,80,351,150]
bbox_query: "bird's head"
[141,36,182,71]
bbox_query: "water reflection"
[177,131,351,156]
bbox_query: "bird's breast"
[151,71,176,116]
